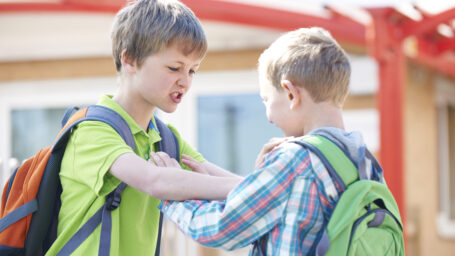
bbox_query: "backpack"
[295,134,405,256]
[0,105,178,256]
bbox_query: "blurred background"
[0,0,455,255]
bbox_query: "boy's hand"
[255,137,294,169]
[149,152,180,168]
[181,154,209,175]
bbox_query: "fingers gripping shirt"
[159,141,340,255]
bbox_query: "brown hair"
[111,0,207,72]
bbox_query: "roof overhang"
[1,1,454,77]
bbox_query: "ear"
[281,80,301,110]
[120,49,137,74]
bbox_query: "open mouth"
[170,91,184,103]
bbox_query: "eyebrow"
[172,61,200,68]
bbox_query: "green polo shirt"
[46,95,204,256]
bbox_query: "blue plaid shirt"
[159,139,342,255]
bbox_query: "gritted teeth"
[172,91,183,99]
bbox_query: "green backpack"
[295,135,405,256]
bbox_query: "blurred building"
[0,0,454,255]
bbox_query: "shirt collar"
[97,94,158,136]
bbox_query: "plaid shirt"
[159,139,342,255]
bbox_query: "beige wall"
[405,62,455,256]
[0,49,264,82]
[0,49,374,113]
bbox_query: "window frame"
[436,77,455,238]
[0,77,117,187]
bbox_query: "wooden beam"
[0,57,116,82]
[181,0,366,46]
[401,7,455,39]
[0,2,121,13]
[0,49,265,82]
[200,49,263,71]
[367,7,406,227]
[344,94,376,110]
[0,0,367,46]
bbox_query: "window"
[11,108,67,164]
[0,77,116,186]
[437,77,455,237]
[197,93,282,176]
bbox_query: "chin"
[161,108,177,114]
[159,104,178,114]
[282,130,303,137]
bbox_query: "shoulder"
[259,140,313,177]
[74,120,124,139]
[69,120,133,156]
[264,140,311,165]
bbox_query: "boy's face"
[130,44,203,113]
[259,78,295,136]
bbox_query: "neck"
[113,83,155,131]
[302,102,345,135]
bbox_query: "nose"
[178,74,191,88]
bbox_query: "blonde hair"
[111,0,207,72]
[258,27,351,107]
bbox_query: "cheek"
[265,110,272,123]
[265,105,276,123]
[263,103,271,120]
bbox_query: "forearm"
[110,153,241,200]
[146,167,241,200]
[160,175,285,251]
[160,200,245,250]
[202,161,243,178]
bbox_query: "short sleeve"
[60,121,134,196]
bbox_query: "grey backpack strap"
[56,105,135,256]
[154,117,179,160]
[152,117,180,256]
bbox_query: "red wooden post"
[367,8,406,227]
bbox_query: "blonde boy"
[46,0,241,255]
[157,27,383,255]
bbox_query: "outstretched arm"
[159,143,307,250]
[181,154,243,178]
[109,152,242,201]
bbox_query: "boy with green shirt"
[46,0,242,255]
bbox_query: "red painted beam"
[0,0,367,46]
[401,7,455,38]
[64,0,126,7]
[181,0,366,46]
[0,2,121,13]
[434,38,455,55]
[415,39,455,79]
[367,7,406,231]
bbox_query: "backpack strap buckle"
[105,183,126,211]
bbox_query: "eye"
[189,69,196,75]
[168,67,179,72]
